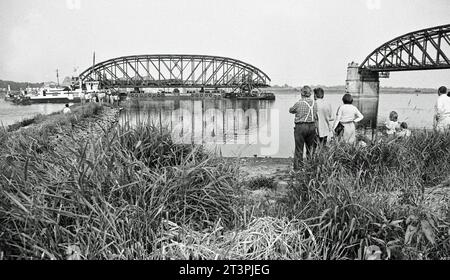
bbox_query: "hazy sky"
[0,0,449,87]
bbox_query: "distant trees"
[0,80,44,90]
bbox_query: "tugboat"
[4,85,32,105]
[12,94,32,105]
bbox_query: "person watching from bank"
[63,104,71,114]
[385,111,401,137]
[289,86,318,170]
[314,87,334,145]
[397,122,412,138]
[434,86,450,131]
[333,94,364,144]
[80,91,86,105]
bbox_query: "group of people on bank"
[290,85,450,170]
[289,86,364,170]
[79,90,120,106]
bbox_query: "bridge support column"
[345,62,380,130]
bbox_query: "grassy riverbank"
[0,104,449,260]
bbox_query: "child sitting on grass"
[397,122,412,138]
[385,111,401,136]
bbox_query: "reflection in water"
[120,99,278,149]
[119,92,437,158]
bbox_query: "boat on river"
[22,85,81,104]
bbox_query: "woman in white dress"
[333,94,364,144]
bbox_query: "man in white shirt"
[434,86,450,132]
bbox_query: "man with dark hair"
[314,88,334,145]
[290,86,318,170]
[434,86,450,131]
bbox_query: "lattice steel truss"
[361,24,450,72]
[78,54,271,89]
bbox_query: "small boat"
[12,95,32,105]
[24,85,80,103]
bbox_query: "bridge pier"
[345,62,380,130]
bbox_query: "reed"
[0,117,242,259]
[1,109,449,260]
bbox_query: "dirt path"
[49,106,121,152]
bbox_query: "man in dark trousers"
[289,86,318,170]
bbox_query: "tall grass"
[1,109,449,260]
[279,131,450,260]
[0,118,242,259]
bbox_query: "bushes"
[279,130,450,260]
[0,121,242,259]
[118,124,208,169]
[247,176,277,191]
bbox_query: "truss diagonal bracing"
[361,24,450,72]
[78,54,271,89]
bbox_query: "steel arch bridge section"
[360,24,450,72]
[78,54,271,89]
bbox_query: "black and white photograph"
[0,0,449,268]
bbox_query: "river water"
[0,90,437,158]
[0,99,70,127]
[119,90,436,158]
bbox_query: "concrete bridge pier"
[345,62,380,130]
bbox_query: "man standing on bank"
[314,87,334,145]
[434,86,450,132]
[290,86,318,170]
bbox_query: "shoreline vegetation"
[1,103,449,260]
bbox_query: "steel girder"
[361,24,450,72]
[78,54,271,89]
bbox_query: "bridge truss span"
[78,54,271,89]
[361,24,450,72]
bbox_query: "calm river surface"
[0,99,69,127]
[119,90,436,158]
[0,90,437,158]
